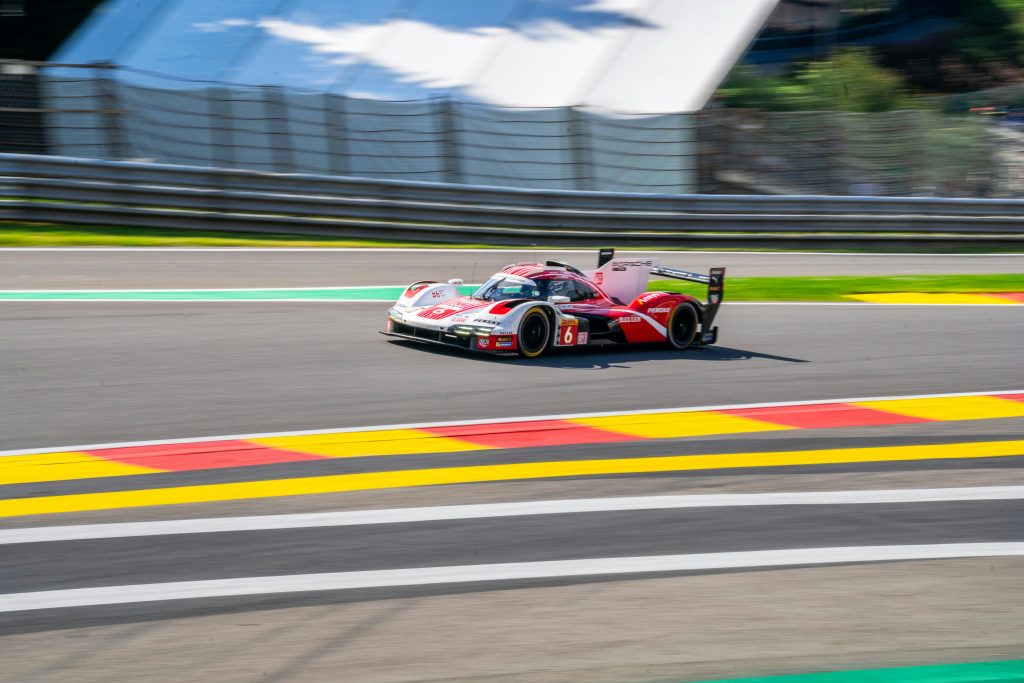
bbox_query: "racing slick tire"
[666,302,700,350]
[517,307,551,358]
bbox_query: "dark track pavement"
[2,249,1022,289]
[1,302,1021,450]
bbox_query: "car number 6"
[563,326,575,344]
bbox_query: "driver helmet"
[546,279,569,296]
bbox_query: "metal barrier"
[2,153,1023,248]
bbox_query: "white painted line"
[0,299,398,303]
[2,543,1022,612]
[4,487,1022,545]
[728,302,1024,307]
[0,286,418,293]
[1,300,1021,306]
[2,247,1022,256]
[3,388,1021,457]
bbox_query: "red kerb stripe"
[88,440,324,471]
[424,420,639,448]
[720,403,931,429]
[990,292,1024,303]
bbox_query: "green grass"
[0,223,494,248]
[650,275,1024,301]
[3,223,1024,253]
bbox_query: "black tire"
[517,308,551,358]
[666,302,699,350]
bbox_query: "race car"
[382,249,725,358]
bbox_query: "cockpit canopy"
[473,274,600,302]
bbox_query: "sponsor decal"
[637,293,661,305]
[577,331,588,345]
[594,272,604,284]
[451,316,467,323]
[648,307,672,314]
[431,290,444,298]
[559,323,577,346]
[496,341,514,348]
[619,316,641,323]
[474,318,501,325]
[611,259,655,271]
[419,297,488,320]
[477,338,491,349]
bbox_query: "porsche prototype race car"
[382,249,725,358]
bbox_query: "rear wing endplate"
[650,265,726,346]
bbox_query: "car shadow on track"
[385,340,810,369]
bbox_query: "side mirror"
[548,295,570,304]
[448,278,464,286]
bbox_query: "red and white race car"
[383,249,725,358]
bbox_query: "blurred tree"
[718,48,912,112]
[799,47,910,111]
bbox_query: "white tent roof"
[58,0,779,113]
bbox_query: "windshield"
[473,276,542,302]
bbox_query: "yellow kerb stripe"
[847,293,1018,304]
[569,411,791,439]
[0,452,160,486]
[251,429,490,458]
[854,396,1024,422]
[2,440,1021,518]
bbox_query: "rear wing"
[649,264,726,346]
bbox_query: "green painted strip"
[0,286,433,301]
[682,660,1024,683]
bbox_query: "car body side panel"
[384,262,718,356]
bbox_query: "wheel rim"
[520,313,547,353]
[671,306,697,347]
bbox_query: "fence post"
[437,96,460,184]
[264,85,293,173]
[208,86,235,169]
[325,93,349,176]
[679,111,694,194]
[94,62,126,160]
[568,106,591,191]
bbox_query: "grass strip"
[1,276,1022,302]
[682,659,1024,683]
[3,222,1024,253]
[0,223,492,248]
[651,275,1024,301]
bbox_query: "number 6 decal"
[561,325,575,345]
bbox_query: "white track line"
[0,286,418,293]
[1,300,1021,305]
[3,543,1022,613]
[0,299,402,303]
[3,388,1021,457]
[4,486,1022,545]
[7,248,1021,255]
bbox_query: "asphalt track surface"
[3,249,1024,682]
[2,248,1023,289]
[2,302,1022,449]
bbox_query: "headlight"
[450,324,495,337]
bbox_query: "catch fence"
[0,60,1017,197]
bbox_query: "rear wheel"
[518,308,550,358]
[667,302,699,350]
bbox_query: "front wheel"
[517,308,550,358]
[666,302,699,350]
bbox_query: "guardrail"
[2,153,1024,247]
